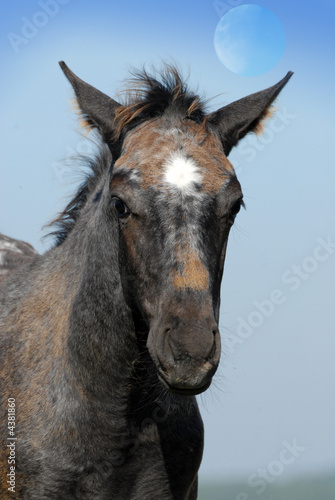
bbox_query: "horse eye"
[114,199,129,218]
[231,201,241,216]
[229,198,244,221]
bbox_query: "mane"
[47,146,111,247]
[48,65,207,246]
[113,64,207,139]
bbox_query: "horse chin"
[157,372,212,396]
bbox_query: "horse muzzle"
[147,314,221,396]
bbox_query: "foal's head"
[60,62,292,395]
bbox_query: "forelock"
[113,64,207,141]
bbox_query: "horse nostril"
[206,329,218,360]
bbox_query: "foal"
[0,63,292,499]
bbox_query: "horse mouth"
[157,372,212,396]
[133,312,217,396]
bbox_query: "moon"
[214,5,286,77]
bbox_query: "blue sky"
[1,0,335,484]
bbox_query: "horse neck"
[49,209,139,404]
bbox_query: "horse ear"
[59,61,121,148]
[207,71,293,156]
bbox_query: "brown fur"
[114,118,234,194]
[71,97,95,135]
[171,247,209,291]
[254,105,276,135]
[0,263,82,497]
